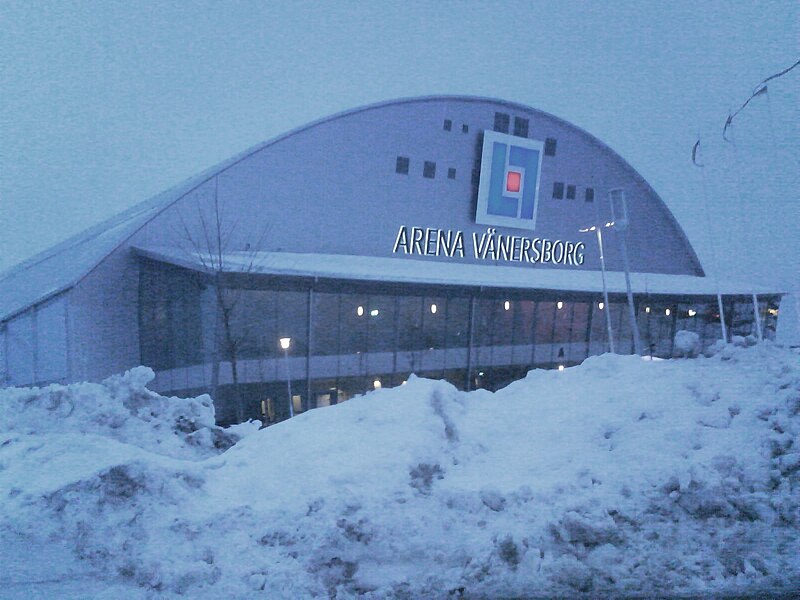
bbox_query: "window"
[544,138,557,156]
[566,184,576,200]
[423,161,436,178]
[443,119,452,131]
[585,187,595,202]
[552,182,564,199]
[462,123,469,133]
[513,117,529,137]
[494,112,510,133]
[448,167,456,179]
[396,156,409,174]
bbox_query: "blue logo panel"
[476,131,544,231]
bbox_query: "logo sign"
[475,130,544,231]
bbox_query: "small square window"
[443,119,452,131]
[513,117,529,138]
[585,187,595,202]
[423,161,436,179]
[566,184,576,200]
[472,159,482,182]
[506,171,521,192]
[462,123,469,133]
[448,167,456,180]
[552,182,564,199]
[544,138,557,156]
[494,112,510,133]
[396,156,409,174]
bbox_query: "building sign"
[475,130,544,231]
[392,226,584,266]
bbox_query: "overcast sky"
[1,1,797,293]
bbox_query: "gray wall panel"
[7,311,34,385]
[35,296,68,383]
[68,249,141,381]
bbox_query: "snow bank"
[1,345,798,598]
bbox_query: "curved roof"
[0,95,706,322]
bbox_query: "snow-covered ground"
[1,344,799,598]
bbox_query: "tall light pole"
[279,337,294,418]
[579,222,615,353]
[608,189,644,356]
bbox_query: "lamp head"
[279,337,291,350]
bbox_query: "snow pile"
[0,366,255,460]
[1,345,799,598]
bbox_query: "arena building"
[0,96,782,424]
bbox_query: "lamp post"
[579,222,615,353]
[279,337,293,418]
[608,189,644,356]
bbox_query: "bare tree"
[175,177,268,423]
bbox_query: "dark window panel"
[366,294,396,353]
[396,156,409,174]
[339,293,368,354]
[462,123,469,133]
[423,161,436,179]
[443,119,452,131]
[311,292,340,356]
[544,138,557,156]
[494,112,510,133]
[397,296,424,351]
[566,184,576,200]
[448,167,456,180]
[585,187,595,202]
[445,297,470,348]
[513,117,529,137]
[552,182,564,199]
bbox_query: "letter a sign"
[475,130,544,232]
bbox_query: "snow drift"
[1,345,799,598]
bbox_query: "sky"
[1,1,798,294]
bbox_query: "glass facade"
[138,259,782,425]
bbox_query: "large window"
[139,261,203,370]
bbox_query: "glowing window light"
[430,303,437,314]
[504,300,510,311]
[557,301,564,310]
[373,379,382,390]
[357,305,364,316]
[665,308,671,316]
[506,171,521,193]
[370,309,379,317]
[645,306,651,313]
[688,309,697,317]
[598,302,604,310]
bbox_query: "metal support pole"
[618,231,643,355]
[284,348,294,418]
[717,294,728,342]
[596,228,615,354]
[752,293,763,341]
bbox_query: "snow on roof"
[134,246,780,297]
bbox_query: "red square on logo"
[506,171,521,193]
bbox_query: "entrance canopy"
[133,246,777,298]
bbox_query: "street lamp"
[579,222,615,353]
[608,189,644,356]
[279,337,293,418]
